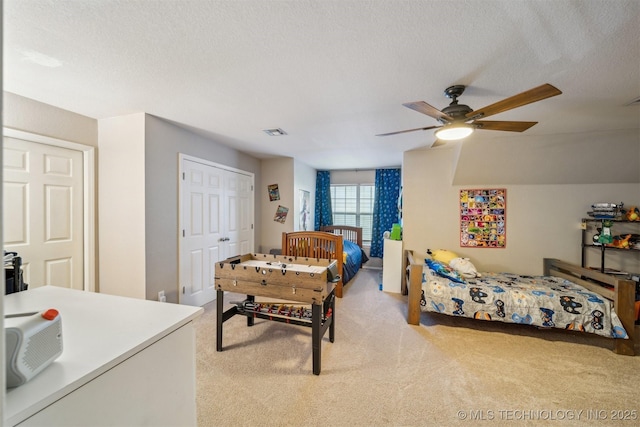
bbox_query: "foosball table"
[215,253,339,375]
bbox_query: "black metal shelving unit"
[581,218,639,273]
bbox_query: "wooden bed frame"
[404,250,637,355]
[282,226,363,298]
[321,225,363,248]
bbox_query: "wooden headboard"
[281,231,343,260]
[281,227,363,298]
[282,231,345,297]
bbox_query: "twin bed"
[404,250,638,355]
[281,226,365,298]
[279,229,637,355]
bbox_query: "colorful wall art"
[459,188,506,248]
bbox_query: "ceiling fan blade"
[376,125,440,137]
[465,83,562,120]
[473,120,538,132]
[403,101,454,122]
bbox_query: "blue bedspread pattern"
[420,265,628,339]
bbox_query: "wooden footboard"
[404,251,637,355]
[282,231,345,297]
[543,258,636,356]
[406,250,423,326]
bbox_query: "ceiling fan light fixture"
[434,124,474,141]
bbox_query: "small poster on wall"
[268,184,280,201]
[299,190,310,230]
[274,205,289,224]
[459,188,506,248]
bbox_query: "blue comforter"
[420,265,628,339]
[342,240,364,284]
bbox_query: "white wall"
[330,169,376,185]
[3,92,98,147]
[258,158,321,253]
[260,158,294,253]
[98,113,147,299]
[403,144,640,275]
[453,129,640,185]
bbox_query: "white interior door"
[179,155,254,306]
[3,136,84,290]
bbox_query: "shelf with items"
[581,218,640,274]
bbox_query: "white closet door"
[223,171,254,257]
[179,156,254,306]
[236,173,254,256]
[180,159,223,306]
[3,137,84,290]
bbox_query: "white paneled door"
[179,156,253,306]
[3,136,84,290]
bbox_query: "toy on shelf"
[625,206,640,221]
[608,234,632,249]
[598,219,614,244]
[588,202,623,219]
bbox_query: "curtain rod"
[329,166,402,172]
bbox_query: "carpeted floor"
[194,269,640,426]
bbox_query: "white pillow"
[449,257,481,279]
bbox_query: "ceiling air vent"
[263,128,287,136]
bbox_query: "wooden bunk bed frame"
[404,250,637,355]
[282,226,363,298]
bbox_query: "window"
[330,184,374,245]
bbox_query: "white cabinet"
[382,239,403,293]
[5,286,203,426]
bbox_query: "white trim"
[3,128,96,292]
[179,153,254,177]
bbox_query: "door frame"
[3,128,96,292]
[178,153,254,305]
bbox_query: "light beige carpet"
[195,269,640,426]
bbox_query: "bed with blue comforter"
[342,239,366,284]
[405,251,637,355]
[282,226,366,298]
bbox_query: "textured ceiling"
[4,0,639,170]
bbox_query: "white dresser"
[5,286,203,426]
[382,238,403,293]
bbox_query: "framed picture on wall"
[268,184,280,201]
[299,190,310,230]
[459,188,506,248]
[274,205,289,224]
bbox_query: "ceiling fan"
[377,83,562,145]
